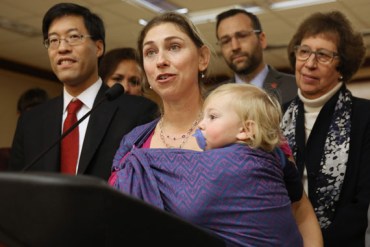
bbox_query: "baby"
[191,83,303,246]
[194,83,283,153]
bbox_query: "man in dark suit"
[9,3,158,181]
[213,9,297,105]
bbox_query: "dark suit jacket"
[207,65,297,105]
[284,94,370,247]
[261,66,297,105]
[321,96,370,247]
[9,84,159,180]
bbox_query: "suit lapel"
[77,85,117,174]
[263,66,282,90]
[42,96,63,171]
[263,66,283,103]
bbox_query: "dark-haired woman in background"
[99,47,144,96]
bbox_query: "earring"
[200,72,205,79]
[339,75,343,81]
[149,85,153,89]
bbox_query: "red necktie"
[61,99,83,174]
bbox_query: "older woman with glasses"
[281,11,370,247]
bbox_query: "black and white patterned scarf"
[281,86,352,229]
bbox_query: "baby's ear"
[236,120,255,141]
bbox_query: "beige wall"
[347,81,370,100]
[0,69,62,147]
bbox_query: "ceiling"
[0,0,369,81]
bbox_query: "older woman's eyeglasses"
[217,30,261,47]
[294,45,339,64]
[43,34,92,49]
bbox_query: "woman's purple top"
[110,120,303,247]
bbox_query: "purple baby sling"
[110,120,303,247]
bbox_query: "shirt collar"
[234,65,268,88]
[63,78,102,112]
[299,82,343,112]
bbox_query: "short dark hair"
[42,2,106,55]
[288,11,365,82]
[17,88,49,114]
[99,48,140,83]
[215,9,262,39]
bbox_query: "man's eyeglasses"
[43,34,92,49]
[217,30,261,47]
[294,45,339,64]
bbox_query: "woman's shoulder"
[352,95,370,107]
[123,119,159,145]
[351,96,370,121]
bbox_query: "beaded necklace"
[159,116,201,149]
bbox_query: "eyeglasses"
[294,45,339,64]
[43,34,92,49]
[217,30,261,47]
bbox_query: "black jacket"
[9,84,158,180]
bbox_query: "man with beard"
[213,9,297,105]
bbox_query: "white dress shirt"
[62,78,102,173]
[235,64,268,89]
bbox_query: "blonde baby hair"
[204,83,282,152]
